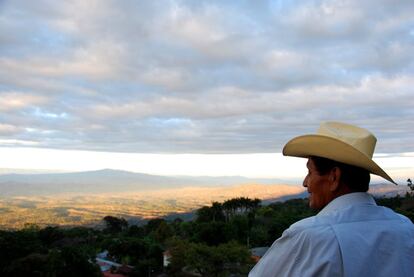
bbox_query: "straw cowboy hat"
[283,121,396,185]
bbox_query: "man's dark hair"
[311,156,370,192]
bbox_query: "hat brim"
[283,134,397,185]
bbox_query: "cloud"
[0,0,413,154]
[0,124,20,135]
[0,92,48,111]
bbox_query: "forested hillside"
[0,195,413,276]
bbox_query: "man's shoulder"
[284,203,414,241]
[277,216,339,253]
[286,205,404,231]
[287,215,334,235]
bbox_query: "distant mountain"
[0,168,407,198]
[0,169,290,196]
[369,183,411,197]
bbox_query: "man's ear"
[329,167,341,192]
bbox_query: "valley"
[0,169,409,229]
[0,184,305,229]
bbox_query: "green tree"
[103,216,128,233]
[196,202,225,223]
[3,247,101,277]
[3,253,48,277]
[222,197,261,221]
[106,237,147,264]
[153,220,173,243]
[249,225,269,246]
[165,238,189,275]
[184,241,253,277]
[145,218,166,234]
[127,225,145,237]
[228,214,249,244]
[39,226,64,246]
[194,222,232,246]
[48,247,101,277]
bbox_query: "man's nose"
[303,176,308,187]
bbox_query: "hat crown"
[318,122,377,158]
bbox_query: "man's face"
[303,158,334,210]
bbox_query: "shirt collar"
[318,192,377,216]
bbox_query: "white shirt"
[249,192,414,277]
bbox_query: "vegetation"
[0,195,412,276]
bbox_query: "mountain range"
[0,169,288,196]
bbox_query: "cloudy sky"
[0,0,413,180]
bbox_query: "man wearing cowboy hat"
[249,122,414,277]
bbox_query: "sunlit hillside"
[0,169,410,229]
[0,183,305,229]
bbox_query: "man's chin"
[308,195,314,208]
[308,199,322,210]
